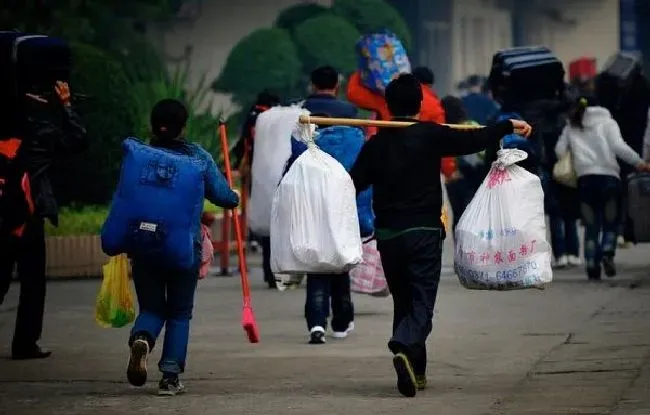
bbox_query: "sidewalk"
[0,245,649,415]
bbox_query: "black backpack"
[0,31,69,237]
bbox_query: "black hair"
[255,90,280,107]
[441,95,468,124]
[466,74,483,88]
[310,66,339,90]
[569,96,590,129]
[412,66,435,86]
[150,98,189,141]
[385,73,423,117]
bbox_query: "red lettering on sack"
[494,251,504,264]
[519,243,529,257]
[480,252,490,264]
[487,168,511,189]
[508,250,517,263]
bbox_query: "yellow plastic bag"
[95,254,135,328]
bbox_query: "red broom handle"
[218,121,251,302]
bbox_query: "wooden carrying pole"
[298,115,483,129]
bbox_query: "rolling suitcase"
[596,53,643,111]
[488,46,565,105]
[627,173,650,242]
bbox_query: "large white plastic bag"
[454,149,552,290]
[248,106,308,236]
[270,143,363,274]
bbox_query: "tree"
[275,3,330,33]
[52,43,135,205]
[332,0,412,50]
[293,14,361,75]
[212,28,303,107]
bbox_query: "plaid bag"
[199,224,214,279]
[350,239,388,296]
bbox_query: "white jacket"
[555,106,643,179]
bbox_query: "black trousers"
[377,229,443,376]
[0,217,47,350]
[259,236,273,283]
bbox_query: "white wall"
[158,0,332,115]
[450,0,513,88]
[520,0,619,73]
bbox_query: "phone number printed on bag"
[460,240,537,265]
[478,227,517,240]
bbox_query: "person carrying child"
[349,74,531,397]
[124,99,239,395]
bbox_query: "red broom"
[219,120,260,343]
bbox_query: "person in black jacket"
[0,81,87,360]
[349,74,531,398]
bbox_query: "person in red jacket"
[347,68,457,178]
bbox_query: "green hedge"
[45,201,224,237]
[293,14,361,75]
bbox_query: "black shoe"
[11,345,52,360]
[158,376,185,396]
[602,256,617,278]
[393,353,417,397]
[126,338,149,386]
[308,327,326,345]
[267,280,277,289]
[415,374,427,391]
[587,266,602,281]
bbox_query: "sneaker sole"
[127,340,148,387]
[158,388,185,396]
[393,354,417,398]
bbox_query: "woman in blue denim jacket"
[126,99,239,395]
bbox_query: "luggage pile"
[488,46,565,106]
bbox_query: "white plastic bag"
[248,106,308,236]
[454,149,552,290]
[270,142,363,274]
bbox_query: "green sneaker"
[415,375,427,391]
[392,353,417,397]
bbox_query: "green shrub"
[52,43,135,206]
[46,201,225,237]
[332,0,412,50]
[275,3,330,33]
[127,60,223,156]
[293,14,361,75]
[212,28,303,107]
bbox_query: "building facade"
[159,0,632,112]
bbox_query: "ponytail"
[569,97,588,129]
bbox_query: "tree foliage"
[293,14,361,75]
[275,3,330,33]
[332,0,412,50]
[212,28,303,107]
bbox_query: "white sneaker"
[567,255,582,267]
[552,255,569,269]
[308,326,326,344]
[332,322,355,339]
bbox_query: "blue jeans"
[578,175,622,269]
[305,273,354,332]
[542,171,580,258]
[549,217,579,258]
[129,259,199,374]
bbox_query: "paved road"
[1,245,650,415]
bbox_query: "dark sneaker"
[127,339,149,387]
[587,266,602,281]
[308,326,326,344]
[415,375,427,391]
[11,344,52,360]
[602,256,617,278]
[158,377,185,396]
[393,353,417,397]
